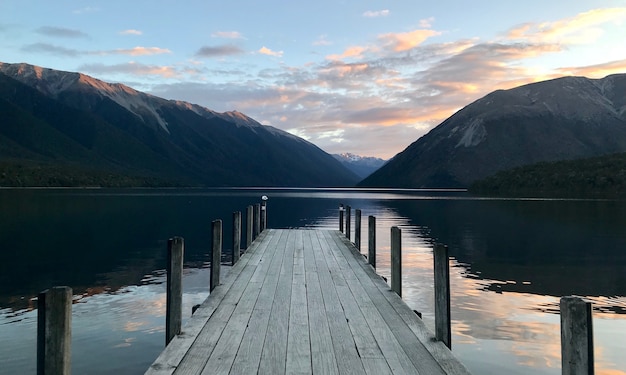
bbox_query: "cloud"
[326,46,367,61]
[259,46,283,57]
[107,47,171,56]
[555,58,626,78]
[313,35,332,46]
[363,10,390,18]
[36,26,88,38]
[378,29,441,52]
[419,17,435,28]
[21,43,80,57]
[211,31,244,39]
[72,6,99,14]
[79,62,181,78]
[195,44,244,57]
[119,29,142,36]
[22,43,171,57]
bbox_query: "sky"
[1,1,626,159]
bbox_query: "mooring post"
[211,219,222,292]
[391,226,402,297]
[253,203,261,240]
[339,204,345,233]
[37,286,72,375]
[368,215,376,269]
[355,209,362,251]
[246,205,253,248]
[346,205,352,241]
[166,237,184,345]
[232,211,241,265]
[434,243,451,349]
[261,196,268,231]
[561,296,594,375]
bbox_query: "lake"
[0,188,625,374]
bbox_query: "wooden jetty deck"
[145,228,471,375]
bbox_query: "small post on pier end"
[37,286,72,375]
[346,205,352,241]
[166,237,184,345]
[339,204,345,233]
[368,215,376,269]
[561,296,594,375]
[246,205,253,248]
[253,204,261,240]
[232,212,241,265]
[391,226,401,297]
[434,243,451,349]
[211,220,222,292]
[261,195,268,231]
[355,209,362,251]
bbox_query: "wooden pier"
[145,228,471,375]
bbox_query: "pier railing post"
[246,205,253,248]
[232,212,241,265]
[368,215,376,269]
[211,220,222,292]
[166,237,184,345]
[346,205,352,241]
[355,209,362,251]
[434,243,451,349]
[561,296,594,375]
[339,204,345,233]
[253,204,260,240]
[261,197,267,231]
[37,286,72,375]
[391,226,402,297]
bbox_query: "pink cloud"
[259,46,283,57]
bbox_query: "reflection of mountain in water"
[388,198,626,299]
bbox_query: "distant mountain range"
[332,153,386,179]
[0,62,359,187]
[360,74,626,188]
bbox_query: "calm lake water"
[1,188,625,374]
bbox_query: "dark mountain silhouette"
[0,62,359,187]
[359,74,626,188]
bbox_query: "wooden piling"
[166,237,184,345]
[434,243,451,349]
[339,204,344,233]
[391,226,401,297]
[261,200,267,231]
[346,205,352,241]
[561,296,594,375]
[368,215,376,269]
[37,286,72,375]
[355,209,362,251]
[211,219,222,292]
[253,203,260,240]
[232,211,241,265]
[246,205,253,248]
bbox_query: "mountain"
[359,74,626,188]
[0,62,359,187]
[332,153,386,179]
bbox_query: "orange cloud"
[556,58,626,78]
[111,46,171,56]
[326,46,367,60]
[378,29,440,52]
[259,46,283,57]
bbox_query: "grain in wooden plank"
[286,230,312,375]
[321,230,419,375]
[258,229,297,375]
[229,230,287,374]
[331,231,471,375]
[310,231,365,375]
[303,230,340,375]
[145,231,271,375]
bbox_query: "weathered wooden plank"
[258,229,296,375]
[331,231,472,375]
[145,231,269,375]
[390,226,402,297]
[303,230,340,374]
[210,220,222,292]
[232,211,241,265]
[286,230,312,375]
[434,243,451,349]
[37,286,72,375]
[560,296,594,375]
[166,237,184,345]
[368,215,376,269]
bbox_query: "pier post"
[339,204,345,233]
[355,209,362,251]
[561,296,594,375]
[232,212,241,265]
[166,237,184,345]
[253,204,260,240]
[261,197,268,231]
[246,205,253,248]
[368,215,376,269]
[391,226,401,297]
[434,243,451,349]
[211,220,222,292]
[346,205,352,241]
[37,286,72,375]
